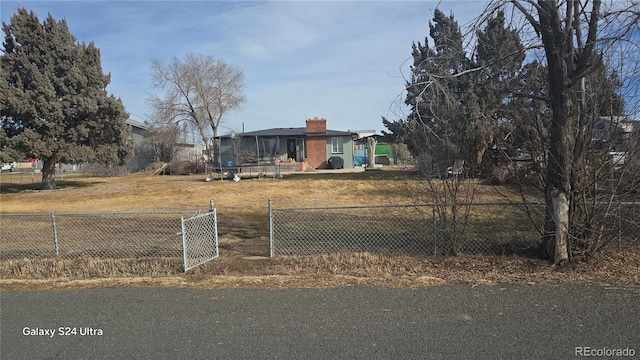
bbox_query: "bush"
[488,165,511,185]
[167,160,205,175]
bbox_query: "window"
[331,137,343,154]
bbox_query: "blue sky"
[1,0,492,135]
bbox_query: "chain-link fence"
[574,201,640,251]
[618,202,640,250]
[181,210,219,271]
[0,164,131,185]
[3,202,636,261]
[0,210,201,259]
[269,201,640,256]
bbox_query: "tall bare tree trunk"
[367,137,377,168]
[538,1,575,266]
[543,95,573,265]
[202,136,210,174]
[40,158,57,190]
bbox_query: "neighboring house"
[591,116,639,168]
[215,117,358,170]
[126,118,156,171]
[127,119,207,170]
[592,116,637,150]
[174,142,204,162]
[353,132,393,166]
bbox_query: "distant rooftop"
[126,118,150,130]
[231,127,356,138]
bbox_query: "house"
[126,120,205,169]
[592,116,637,150]
[174,142,204,162]
[591,116,639,168]
[126,119,156,171]
[215,117,358,170]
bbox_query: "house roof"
[622,118,640,133]
[126,118,150,130]
[231,127,357,138]
[595,116,638,135]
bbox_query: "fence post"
[618,204,622,251]
[181,217,188,272]
[209,200,217,257]
[432,206,437,255]
[51,213,59,257]
[213,208,219,258]
[269,198,274,257]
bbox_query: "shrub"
[167,160,205,175]
[489,165,511,185]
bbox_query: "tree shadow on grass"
[0,180,100,194]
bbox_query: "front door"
[287,139,296,161]
[296,139,304,162]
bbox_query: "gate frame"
[181,205,219,272]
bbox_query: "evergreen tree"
[474,11,525,170]
[380,116,408,145]
[426,9,475,168]
[585,53,625,117]
[385,9,527,173]
[386,9,475,174]
[476,11,524,83]
[1,8,131,189]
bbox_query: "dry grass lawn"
[1,169,638,289]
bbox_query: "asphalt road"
[1,285,638,359]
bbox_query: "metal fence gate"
[181,209,219,272]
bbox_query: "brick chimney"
[305,117,328,169]
[305,117,327,134]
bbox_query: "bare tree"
[386,2,639,263]
[479,0,640,265]
[148,122,179,164]
[148,53,246,170]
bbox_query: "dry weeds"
[2,250,638,291]
[1,170,638,290]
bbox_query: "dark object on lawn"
[328,156,344,169]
